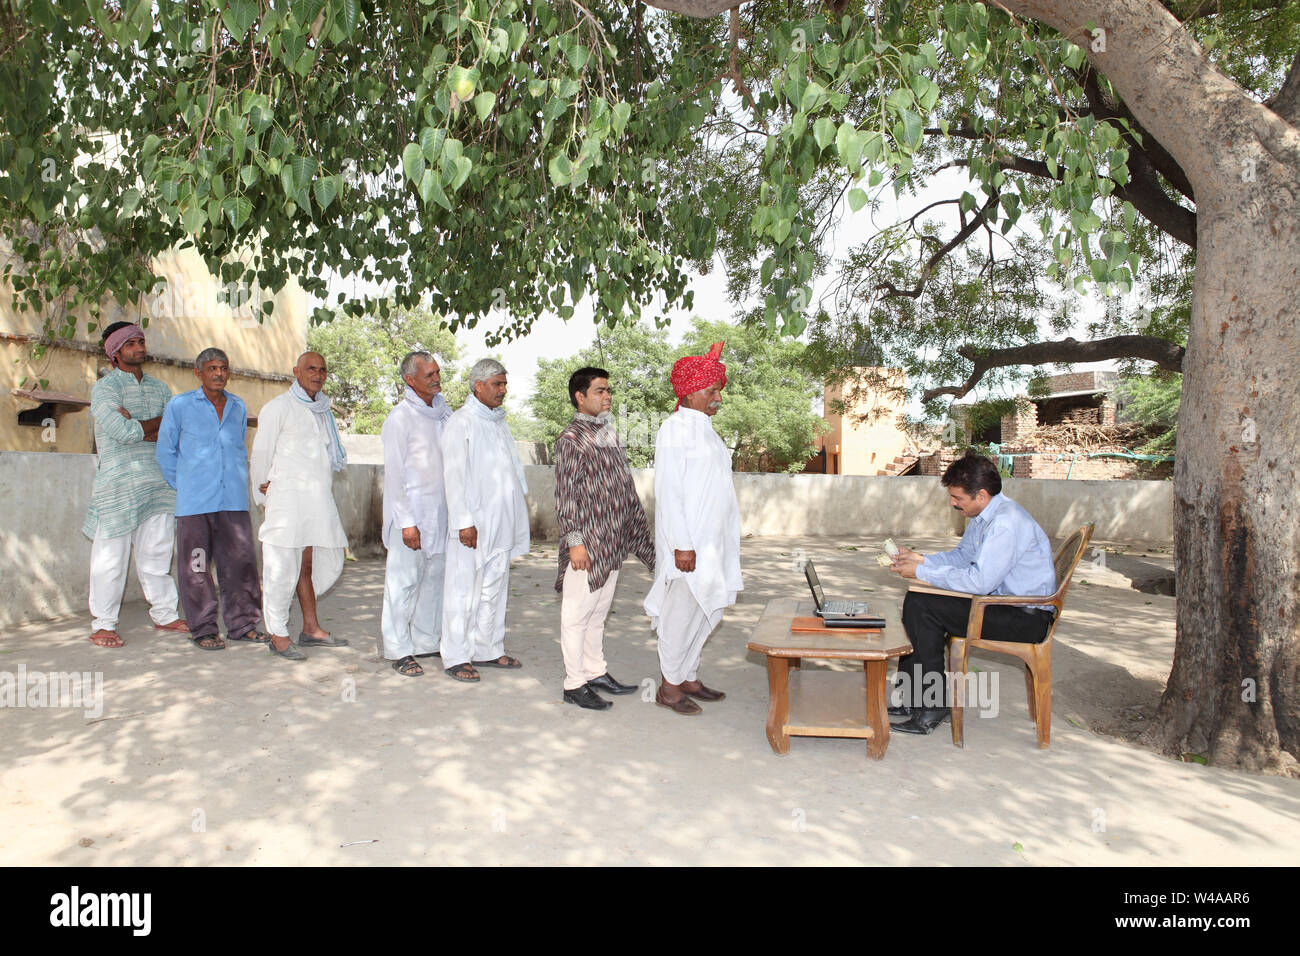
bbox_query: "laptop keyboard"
[822,600,871,615]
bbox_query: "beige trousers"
[560,567,619,690]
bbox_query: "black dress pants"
[897,591,1052,708]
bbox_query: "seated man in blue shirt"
[157,347,271,654]
[888,451,1057,735]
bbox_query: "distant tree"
[1119,372,1181,457]
[680,316,826,472]
[308,302,461,434]
[531,321,680,468]
[530,317,824,471]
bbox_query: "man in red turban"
[643,342,744,714]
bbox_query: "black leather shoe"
[587,672,638,696]
[887,704,912,721]
[892,708,950,735]
[563,685,612,711]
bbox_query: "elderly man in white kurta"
[381,351,453,678]
[250,351,349,662]
[643,342,742,716]
[440,358,529,682]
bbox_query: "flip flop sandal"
[227,629,270,644]
[89,630,124,648]
[392,656,424,677]
[445,663,480,682]
[299,632,349,647]
[472,656,521,669]
[190,634,226,651]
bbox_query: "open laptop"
[804,560,887,628]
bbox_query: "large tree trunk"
[649,0,1300,771]
[1157,191,1300,773]
[999,2,1300,774]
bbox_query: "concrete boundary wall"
[0,452,1171,628]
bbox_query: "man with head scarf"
[250,351,350,662]
[380,351,453,677]
[83,321,188,647]
[439,358,530,682]
[643,342,743,715]
[156,347,265,651]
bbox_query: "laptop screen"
[804,561,825,610]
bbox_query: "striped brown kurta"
[554,413,654,592]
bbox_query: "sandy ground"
[2,534,1296,867]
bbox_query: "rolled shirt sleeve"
[92,378,145,445]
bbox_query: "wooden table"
[746,597,913,760]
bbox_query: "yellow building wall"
[822,368,909,476]
[3,244,308,453]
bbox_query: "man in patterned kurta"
[554,367,655,710]
[83,322,188,648]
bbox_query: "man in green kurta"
[83,321,188,647]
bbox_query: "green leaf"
[221,0,258,42]
[548,152,572,187]
[898,109,923,147]
[472,91,496,121]
[419,127,445,163]
[224,194,253,229]
[448,66,478,101]
[847,188,867,212]
[402,142,425,183]
[313,175,339,212]
[418,168,451,210]
[773,218,791,244]
[120,187,141,217]
[448,155,472,192]
[338,0,360,35]
[812,117,836,152]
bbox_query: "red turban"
[670,341,726,409]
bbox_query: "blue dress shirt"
[156,388,251,517]
[916,493,1057,609]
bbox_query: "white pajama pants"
[656,578,723,685]
[88,512,180,631]
[560,567,618,690]
[381,545,446,660]
[441,540,511,669]
[261,543,344,637]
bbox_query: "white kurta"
[381,393,452,554]
[643,408,742,683]
[643,407,743,623]
[380,391,452,659]
[250,391,347,621]
[441,395,529,564]
[440,394,529,667]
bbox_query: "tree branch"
[921,335,1186,403]
[642,1,738,16]
[876,194,1000,299]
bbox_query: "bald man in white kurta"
[251,386,348,646]
[440,390,530,675]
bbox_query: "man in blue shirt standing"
[888,452,1057,735]
[156,347,266,652]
